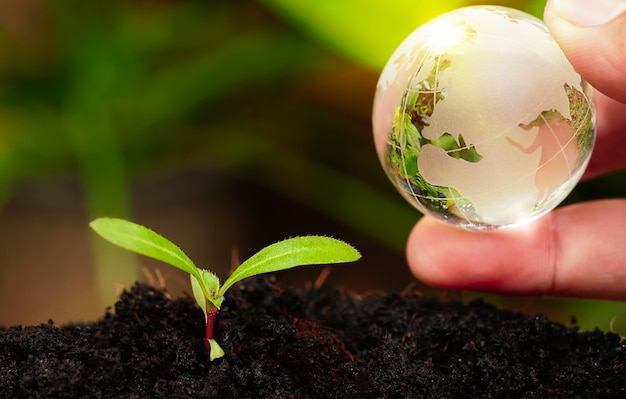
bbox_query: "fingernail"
[548,0,626,26]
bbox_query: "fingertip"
[544,2,626,103]
[406,216,555,294]
[406,216,490,289]
[407,201,626,300]
[406,217,451,286]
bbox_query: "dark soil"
[1,277,625,398]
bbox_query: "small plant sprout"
[89,217,361,361]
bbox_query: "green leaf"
[193,269,223,310]
[190,271,222,317]
[219,236,361,295]
[90,217,201,281]
[190,275,207,319]
[208,339,225,361]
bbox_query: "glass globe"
[373,6,595,230]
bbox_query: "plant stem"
[204,309,219,351]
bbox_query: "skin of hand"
[406,0,626,300]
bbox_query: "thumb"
[544,0,626,103]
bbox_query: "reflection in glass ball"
[373,6,595,230]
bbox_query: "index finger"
[406,199,626,300]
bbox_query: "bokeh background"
[1,0,626,335]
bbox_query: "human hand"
[406,0,626,300]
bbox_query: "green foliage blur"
[0,0,548,254]
[1,0,625,333]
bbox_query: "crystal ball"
[373,6,595,230]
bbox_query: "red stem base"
[204,309,219,351]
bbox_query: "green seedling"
[89,217,361,361]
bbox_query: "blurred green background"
[1,0,625,336]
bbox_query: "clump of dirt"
[1,278,625,398]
